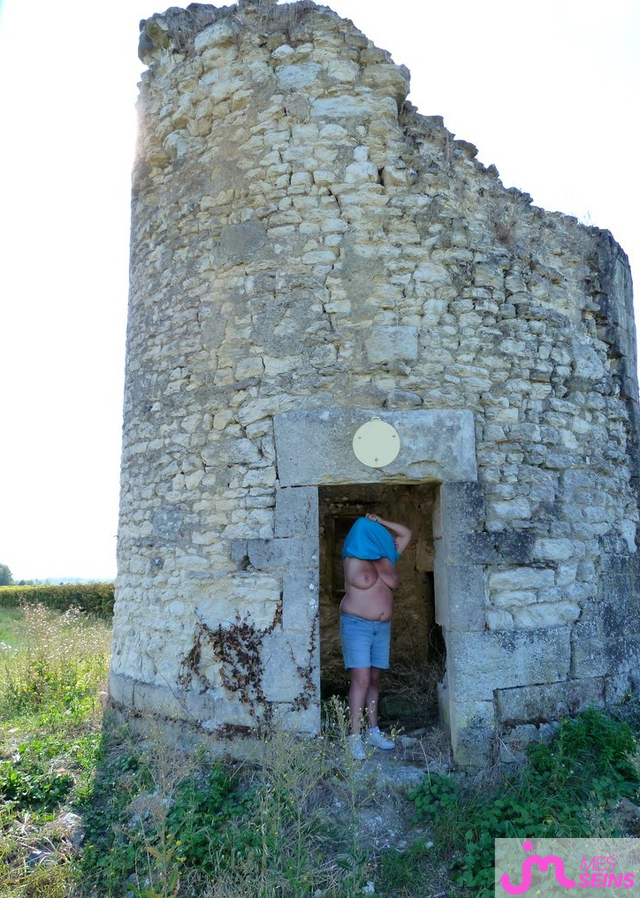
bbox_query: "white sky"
[0,0,638,581]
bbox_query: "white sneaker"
[348,734,367,760]
[364,726,395,750]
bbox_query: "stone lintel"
[273,408,477,487]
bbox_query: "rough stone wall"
[111,0,640,765]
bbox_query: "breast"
[345,558,378,589]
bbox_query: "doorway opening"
[318,483,445,731]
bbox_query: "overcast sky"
[0,0,638,581]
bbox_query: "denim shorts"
[340,613,391,670]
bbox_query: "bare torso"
[340,556,399,622]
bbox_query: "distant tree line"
[0,563,99,588]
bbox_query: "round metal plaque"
[352,418,401,468]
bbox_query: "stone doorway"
[318,483,445,731]
[273,407,480,761]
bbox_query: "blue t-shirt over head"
[341,517,399,565]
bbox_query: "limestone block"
[130,676,223,724]
[489,567,554,592]
[273,408,478,486]
[439,530,499,566]
[439,481,486,532]
[275,486,319,538]
[434,562,486,632]
[194,20,238,52]
[261,630,319,703]
[360,62,410,106]
[445,627,571,701]
[365,326,418,364]
[414,260,451,284]
[532,538,575,562]
[511,601,580,629]
[324,58,360,83]
[272,702,320,735]
[498,531,536,564]
[275,63,321,89]
[163,130,190,160]
[311,95,376,120]
[474,264,505,290]
[492,591,537,608]
[345,160,379,183]
[283,571,319,632]
[152,505,186,542]
[486,608,515,630]
[570,619,616,678]
[245,537,317,571]
[571,338,606,380]
[487,498,531,522]
[497,722,559,763]
[214,221,267,265]
[495,678,605,727]
[446,697,494,768]
[382,163,413,188]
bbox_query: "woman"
[339,513,412,760]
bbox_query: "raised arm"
[365,513,413,555]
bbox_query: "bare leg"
[364,666,382,729]
[347,667,371,735]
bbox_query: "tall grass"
[0,604,111,898]
[0,604,110,720]
[78,698,394,898]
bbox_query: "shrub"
[0,583,114,617]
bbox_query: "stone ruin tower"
[110,0,640,766]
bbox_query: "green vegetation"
[0,604,111,897]
[0,607,25,648]
[0,582,114,617]
[407,705,640,896]
[2,604,640,897]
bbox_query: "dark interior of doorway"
[318,483,445,731]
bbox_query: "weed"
[0,603,110,720]
[407,706,640,898]
[0,606,109,898]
